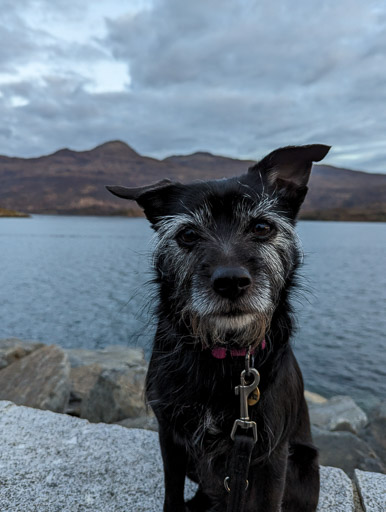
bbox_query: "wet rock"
[67,345,146,369]
[0,337,44,370]
[360,400,386,466]
[80,366,147,423]
[65,363,102,417]
[65,346,147,423]
[312,427,385,478]
[305,390,328,405]
[355,469,386,511]
[0,345,71,413]
[309,395,368,435]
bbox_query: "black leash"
[225,433,255,512]
[225,347,260,512]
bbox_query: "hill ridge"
[0,141,385,221]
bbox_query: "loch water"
[1,215,385,411]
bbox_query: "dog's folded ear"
[249,144,331,189]
[106,179,181,224]
[106,179,174,201]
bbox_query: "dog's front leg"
[159,425,188,512]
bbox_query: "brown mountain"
[0,140,385,221]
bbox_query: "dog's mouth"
[186,307,269,349]
[208,312,256,330]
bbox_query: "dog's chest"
[148,348,260,452]
[165,374,240,453]
[172,402,230,454]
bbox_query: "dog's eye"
[177,228,200,247]
[252,222,272,239]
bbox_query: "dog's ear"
[249,144,330,188]
[248,144,330,212]
[106,179,181,224]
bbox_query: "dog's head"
[107,144,330,348]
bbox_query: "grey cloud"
[0,0,109,74]
[105,0,381,90]
[0,11,45,72]
[99,0,386,171]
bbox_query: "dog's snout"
[211,266,252,299]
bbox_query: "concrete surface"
[0,401,384,512]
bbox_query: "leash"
[225,433,255,512]
[224,347,261,512]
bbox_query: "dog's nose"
[211,266,252,299]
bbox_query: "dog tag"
[248,387,260,406]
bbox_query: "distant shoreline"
[0,208,30,218]
[6,210,385,222]
[300,209,386,223]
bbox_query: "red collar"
[211,339,266,359]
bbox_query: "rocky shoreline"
[0,337,385,480]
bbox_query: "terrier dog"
[107,144,330,512]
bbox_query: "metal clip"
[245,345,255,377]
[245,346,251,375]
[230,367,260,443]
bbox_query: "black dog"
[107,144,330,512]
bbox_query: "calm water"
[0,216,385,410]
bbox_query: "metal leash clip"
[230,350,260,443]
[245,345,254,376]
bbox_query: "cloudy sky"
[1,0,386,172]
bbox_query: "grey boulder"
[0,337,44,369]
[304,390,328,405]
[65,346,147,423]
[360,400,386,466]
[0,344,71,413]
[67,345,146,369]
[312,426,385,477]
[309,395,368,435]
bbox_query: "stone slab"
[318,466,354,512]
[0,400,373,512]
[0,400,192,512]
[355,469,386,512]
